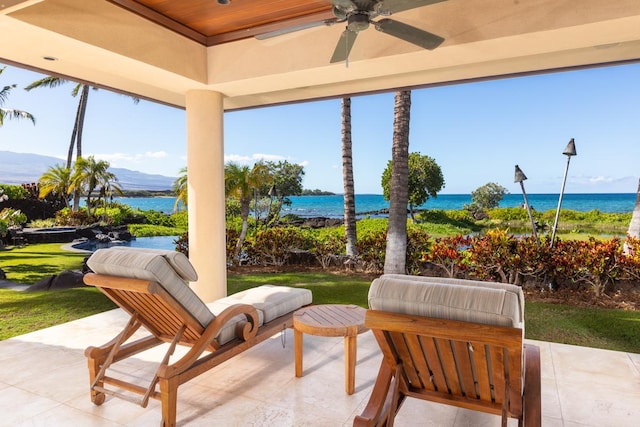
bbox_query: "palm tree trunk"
[76,85,89,160]
[234,198,251,262]
[66,98,82,169]
[384,91,411,274]
[624,178,640,254]
[341,98,358,257]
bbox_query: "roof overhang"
[2,0,640,110]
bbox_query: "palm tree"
[225,162,271,262]
[0,67,35,127]
[25,77,137,210]
[24,77,92,169]
[70,156,119,215]
[173,167,188,211]
[341,97,358,257]
[38,164,72,208]
[384,90,411,274]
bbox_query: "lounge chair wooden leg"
[354,362,396,426]
[159,376,179,427]
[87,356,106,405]
[522,344,541,427]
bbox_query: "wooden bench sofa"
[354,274,541,427]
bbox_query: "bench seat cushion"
[368,275,523,328]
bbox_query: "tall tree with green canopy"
[69,156,120,215]
[39,164,72,208]
[384,90,411,274]
[225,162,272,262]
[382,152,444,221]
[261,160,305,220]
[0,66,35,127]
[341,97,358,257]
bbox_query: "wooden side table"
[293,304,369,395]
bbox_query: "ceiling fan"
[256,0,446,63]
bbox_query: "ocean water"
[114,193,636,218]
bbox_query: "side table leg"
[294,329,303,377]
[345,335,357,394]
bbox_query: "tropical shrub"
[55,208,92,226]
[142,209,175,227]
[127,224,183,237]
[423,235,472,278]
[245,227,311,266]
[172,211,188,229]
[0,184,29,200]
[175,232,188,256]
[310,229,346,269]
[356,229,387,273]
[406,226,431,275]
[550,237,622,296]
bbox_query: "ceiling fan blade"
[374,18,444,50]
[330,29,358,63]
[256,19,337,40]
[380,0,447,14]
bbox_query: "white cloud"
[252,153,287,162]
[145,151,168,159]
[90,151,168,164]
[224,154,253,164]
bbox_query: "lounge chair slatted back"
[354,274,540,427]
[88,274,207,346]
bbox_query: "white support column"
[185,90,226,302]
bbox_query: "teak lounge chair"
[354,274,541,427]
[82,247,312,427]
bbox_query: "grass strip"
[2,245,639,354]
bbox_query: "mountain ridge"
[0,151,175,191]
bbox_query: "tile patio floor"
[0,308,639,426]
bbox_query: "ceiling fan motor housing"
[347,13,370,32]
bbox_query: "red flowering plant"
[422,234,472,278]
[551,237,622,296]
[467,229,523,283]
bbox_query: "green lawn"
[2,244,640,353]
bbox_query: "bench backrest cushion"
[368,274,523,328]
[87,248,214,327]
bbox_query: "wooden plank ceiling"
[108,0,336,46]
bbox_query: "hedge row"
[176,226,640,296]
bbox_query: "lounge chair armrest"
[160,303,260,378]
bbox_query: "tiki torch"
[514,165,539,245]
[550,138,577,247]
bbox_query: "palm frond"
[0,108,36,126]
[24,76,72,91]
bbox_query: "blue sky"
[1,62,640,195]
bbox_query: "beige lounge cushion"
[368,275,523,328]
[207,285,312,344]
[111,247,198,281]
[224,285,313,323]
[87,248,214,327]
